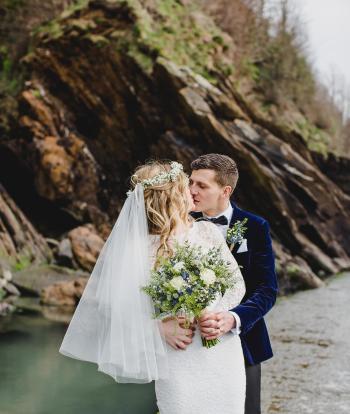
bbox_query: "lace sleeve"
[196,221,246,310]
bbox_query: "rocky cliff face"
[1,0,350,295]
[0,184,51,264]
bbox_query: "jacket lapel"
[229,201,245,227]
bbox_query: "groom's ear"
[222,185,233,198]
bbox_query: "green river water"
[0,309,157,414]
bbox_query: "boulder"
[40,277,87,306]
[12,264,89,296]
[68,224,105,272]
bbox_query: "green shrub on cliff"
[201,0,348,156]
[0,46,21,95]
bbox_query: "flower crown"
[128,161,184,196]
[140,161,183,189]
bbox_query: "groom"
[189,153,278,414]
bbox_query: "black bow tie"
[198,215,228,226]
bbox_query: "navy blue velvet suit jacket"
[192,202,278,366]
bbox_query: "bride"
[59,160,246,414]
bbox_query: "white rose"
[200,268,216,286]
[193,259,202,267]
[169,276,185,290]
[173,261,185,272]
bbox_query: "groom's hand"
[198,311,236,340]
[159,317,194,350]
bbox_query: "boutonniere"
[226,218,248,252]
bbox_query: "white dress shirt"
[203,203,242,335]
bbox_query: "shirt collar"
[203,203,233,224]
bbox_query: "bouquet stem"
[201,337,220,348]
[177,312,194,330]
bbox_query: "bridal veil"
[59,184,169,383]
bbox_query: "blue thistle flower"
[181,271,189,281]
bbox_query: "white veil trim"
[59,184,169,383]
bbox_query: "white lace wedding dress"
[149,220,246,414]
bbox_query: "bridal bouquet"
[142,242,235,348]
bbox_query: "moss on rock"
[30,0,234,83]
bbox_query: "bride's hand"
[159,317,194,350]
[177,315,197,334]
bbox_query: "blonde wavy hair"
[131,160,193,265]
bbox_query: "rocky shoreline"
[262,272,350,413]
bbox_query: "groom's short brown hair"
[190,153,239,192]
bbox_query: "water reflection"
[0,311,157,414]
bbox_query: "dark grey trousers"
[244,363,261,414]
